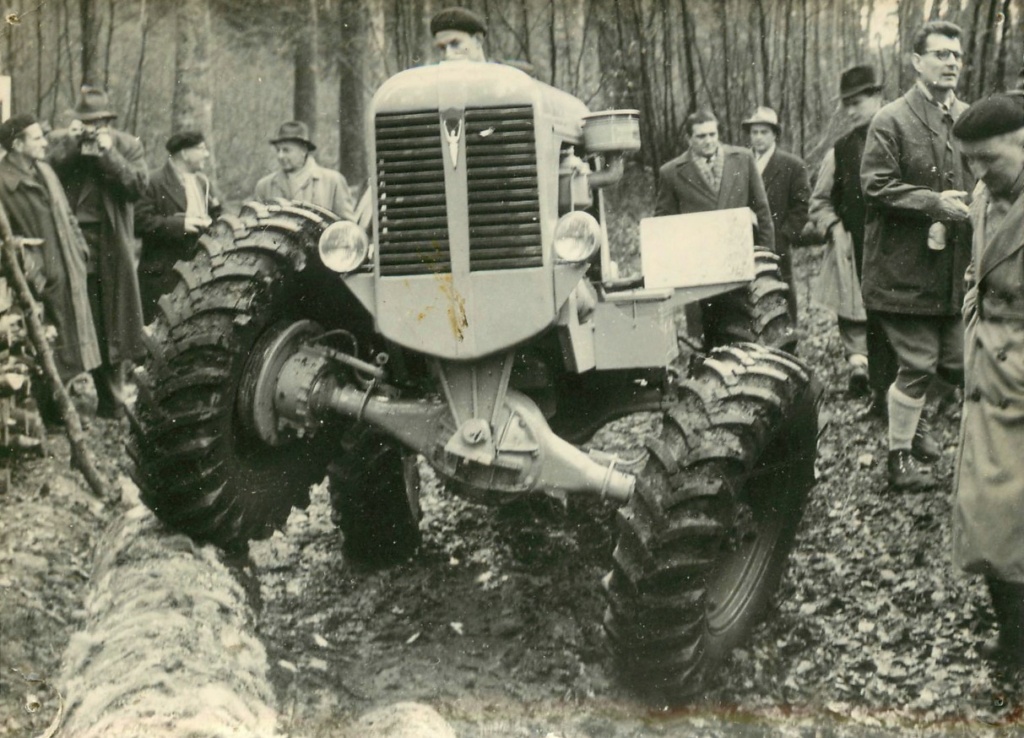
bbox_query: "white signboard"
[639,207,756,290]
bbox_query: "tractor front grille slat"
[375,105,541,276]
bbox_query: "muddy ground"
[2,248,1023,737]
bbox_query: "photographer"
[47,86,147,418]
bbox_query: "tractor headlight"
[318,221,370,274]
[553,211,601,264]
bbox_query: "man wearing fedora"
[254,121,354,220]
[810,65,898,407]
[47,86,147,419]
[743,106,808,320]
[431,6,488,62]
[136,131,222,323]
[860,21,973,491]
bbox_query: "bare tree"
[294,0,318,138]
[338,0,367,184]
[79,0,104,87]
[172,0,213,160]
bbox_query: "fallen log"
[58,494,281,737]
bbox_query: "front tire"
[129,204,343,551]
[603,342,817,700]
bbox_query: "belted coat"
[953,178,1024,584]
[860,84,973,316]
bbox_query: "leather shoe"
[887,449,937,491]
[911,419,941,462]
[848,364,869,397]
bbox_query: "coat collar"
[0,156,46,194]
[976,179,1024,283]
[673,145,745,200]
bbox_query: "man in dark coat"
[860,21,973,490]
[952,92,1024,669]
[809,65,899,407]
[656,109,776,344]
[47,86,147,417]
[0,114,101,385]
[136,131,221,323]
[743,105,809,319]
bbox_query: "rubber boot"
[980,578,1024,669]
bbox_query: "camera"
[79,128,100,156]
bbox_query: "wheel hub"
[237,320,323,446]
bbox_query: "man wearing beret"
[743,105,809,321]
[431,6,487,62]
[951,92,1024,670]
[254,121,354,220]
[47,86,147,418]
[860,21,973,490]
[135,131,222,323]
[0,114,101,395]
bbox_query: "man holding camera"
[47,86,147,418]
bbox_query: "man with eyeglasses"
[136,131,222,323]
[860,21,974,491]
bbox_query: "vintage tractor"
[129,61,819,700]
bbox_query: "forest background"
[0,0,1022,202]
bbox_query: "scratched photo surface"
[2,1,1023,736]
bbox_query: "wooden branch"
[0,201,109,500]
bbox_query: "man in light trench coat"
[951,93,1024,669]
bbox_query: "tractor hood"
[351,62,591,360]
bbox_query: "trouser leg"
[985,578,1024,665]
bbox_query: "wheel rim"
[704,495,787,635]
[237,319,322,447]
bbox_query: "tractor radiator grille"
[375,106,540,276]
[464,107,541,271]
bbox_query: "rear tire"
[129,203,343,551]
[704,247,796,353]
[603,342,817,700]
[327,428,422,565]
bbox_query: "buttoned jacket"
[860,84,973,315]
[654,144,775,251]
[760,147,809,252]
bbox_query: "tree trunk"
[172,0,214,169]
[338,0,367,185]
[293,0,318,139]
[79,0,104,87]
[898,0,925,91]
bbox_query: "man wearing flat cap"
[47,85,147,418]
[431,6,487,62]
[810,65,898,408]
[743,105,809,320]
[0,114,101,400]
[254,121,354,220]
[951,92,1024,671]
[136,131,222,322]
[860,21,974,490]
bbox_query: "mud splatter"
[434,274,467,341]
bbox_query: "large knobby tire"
[128,203,344,552]
[603,342,818,701]
[704,247,796,353]
[327,428,422,565]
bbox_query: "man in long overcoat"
[136,131,221,323]
[0,114,101,385]
[47,87,147,417]
[743,106,809,320]
[860,21,973,490]
[952,93,1024,669]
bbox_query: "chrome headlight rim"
[553,211,602,264]
[318,220,371,274]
